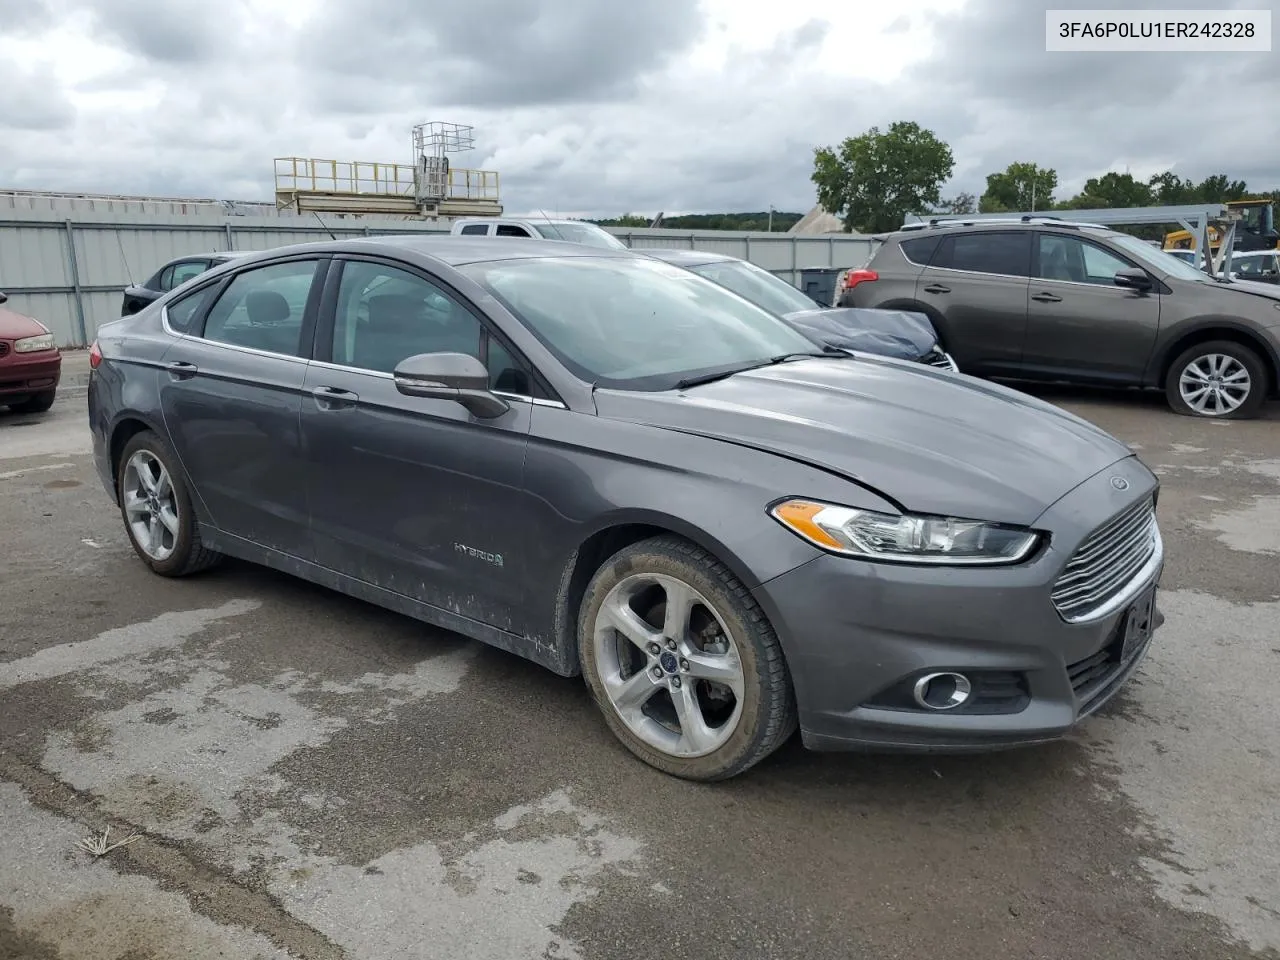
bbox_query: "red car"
[0,291,61,413]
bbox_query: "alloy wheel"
[122,450,179,562]
[1179,353,1252,416]
[592,572,745,759]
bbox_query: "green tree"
[978,162,1059,212]
[1058,172,1155,209]
[932,192,977,215]
[811,121,955,233]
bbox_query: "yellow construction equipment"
[1163,198,1278,255]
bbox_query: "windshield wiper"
[675,348,842,390]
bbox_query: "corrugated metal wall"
[0,211,874,347]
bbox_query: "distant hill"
[590,211,805,232]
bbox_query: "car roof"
[635,248,738,267]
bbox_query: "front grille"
[1051,496,1158,622]
[0,342,10,358]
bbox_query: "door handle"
[1031,292,1063,303]
[923,284,951,294]
[311,385,359,410]
[166,360,198,380]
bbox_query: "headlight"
[14,333,55,353]
[770,498,1041,565]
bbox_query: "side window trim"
[314,253,561,404]
[171,255,331,359]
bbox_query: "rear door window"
[458,224,489,236]
[495,224,534,238]
[933,232,1031,277]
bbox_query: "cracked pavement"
[1,381,1278,959]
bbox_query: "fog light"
[912,672,973,710]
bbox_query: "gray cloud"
[0,62,76,131]
[295,0,707,108]
[70,0,236,65]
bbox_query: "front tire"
[12,390,55,413]
[116,430,222,576]
[578,535,797,781]
[1165,340,1267,419]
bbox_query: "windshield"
[459,255,821,391]
[532,221,628,250]
[1106,232,1213,281]
[687,259,819,316]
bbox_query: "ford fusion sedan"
[640,248,957,370]
[87,236,1164,781]
[0,290,61,413]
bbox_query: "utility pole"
[768,205,775,232]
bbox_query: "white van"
[449,217,628,250]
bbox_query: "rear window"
[899,235,941,265]
[933,232,1031,277]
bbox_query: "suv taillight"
[88,341,102,369]
[843,269,878,289]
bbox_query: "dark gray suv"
[839,217,1280,419]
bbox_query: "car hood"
[0,305,48,339]
[593,357,1134,526]
[783,307,939,360]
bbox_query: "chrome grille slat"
[1052,496,1158,621]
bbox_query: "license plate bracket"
[1120,584,1157,662]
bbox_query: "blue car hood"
[783,307,940,361]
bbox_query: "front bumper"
[0,349,62,398]
[754,456,1164,753]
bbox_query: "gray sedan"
[87,236,1165,781]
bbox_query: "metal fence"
[0,211,874,347]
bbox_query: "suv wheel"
[1165,340,1268,419]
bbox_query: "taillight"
[88,341,102,369]
[844,269,879,289]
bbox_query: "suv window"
[199,259,319,355]
[495,224,534,238]
[933,231,1030,277]
[899,235,942,265]
[459,224,488,236]
[1036,235,1132,285]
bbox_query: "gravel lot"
[2,368,1278,960]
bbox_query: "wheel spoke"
[136,461,157,494]
[607,668,661,717]
[123,490,147,517]
[158,504,180,536]
[146,516,162,554]
[600,596,661,653]
[154,470,172,500]
[661,579,697,643]
[680,647,744,696]
[671,684,718,756]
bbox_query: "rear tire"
[1164,340,1267,419]
[578,535,797,781]
[12,390,55,413]
[116,430,222,577]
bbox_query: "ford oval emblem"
[1110,476,1130,491]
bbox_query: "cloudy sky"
[0,0,1276,217]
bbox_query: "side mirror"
[1114,268,1152,291]
[392,352,510,419]
[0,291,7,305]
